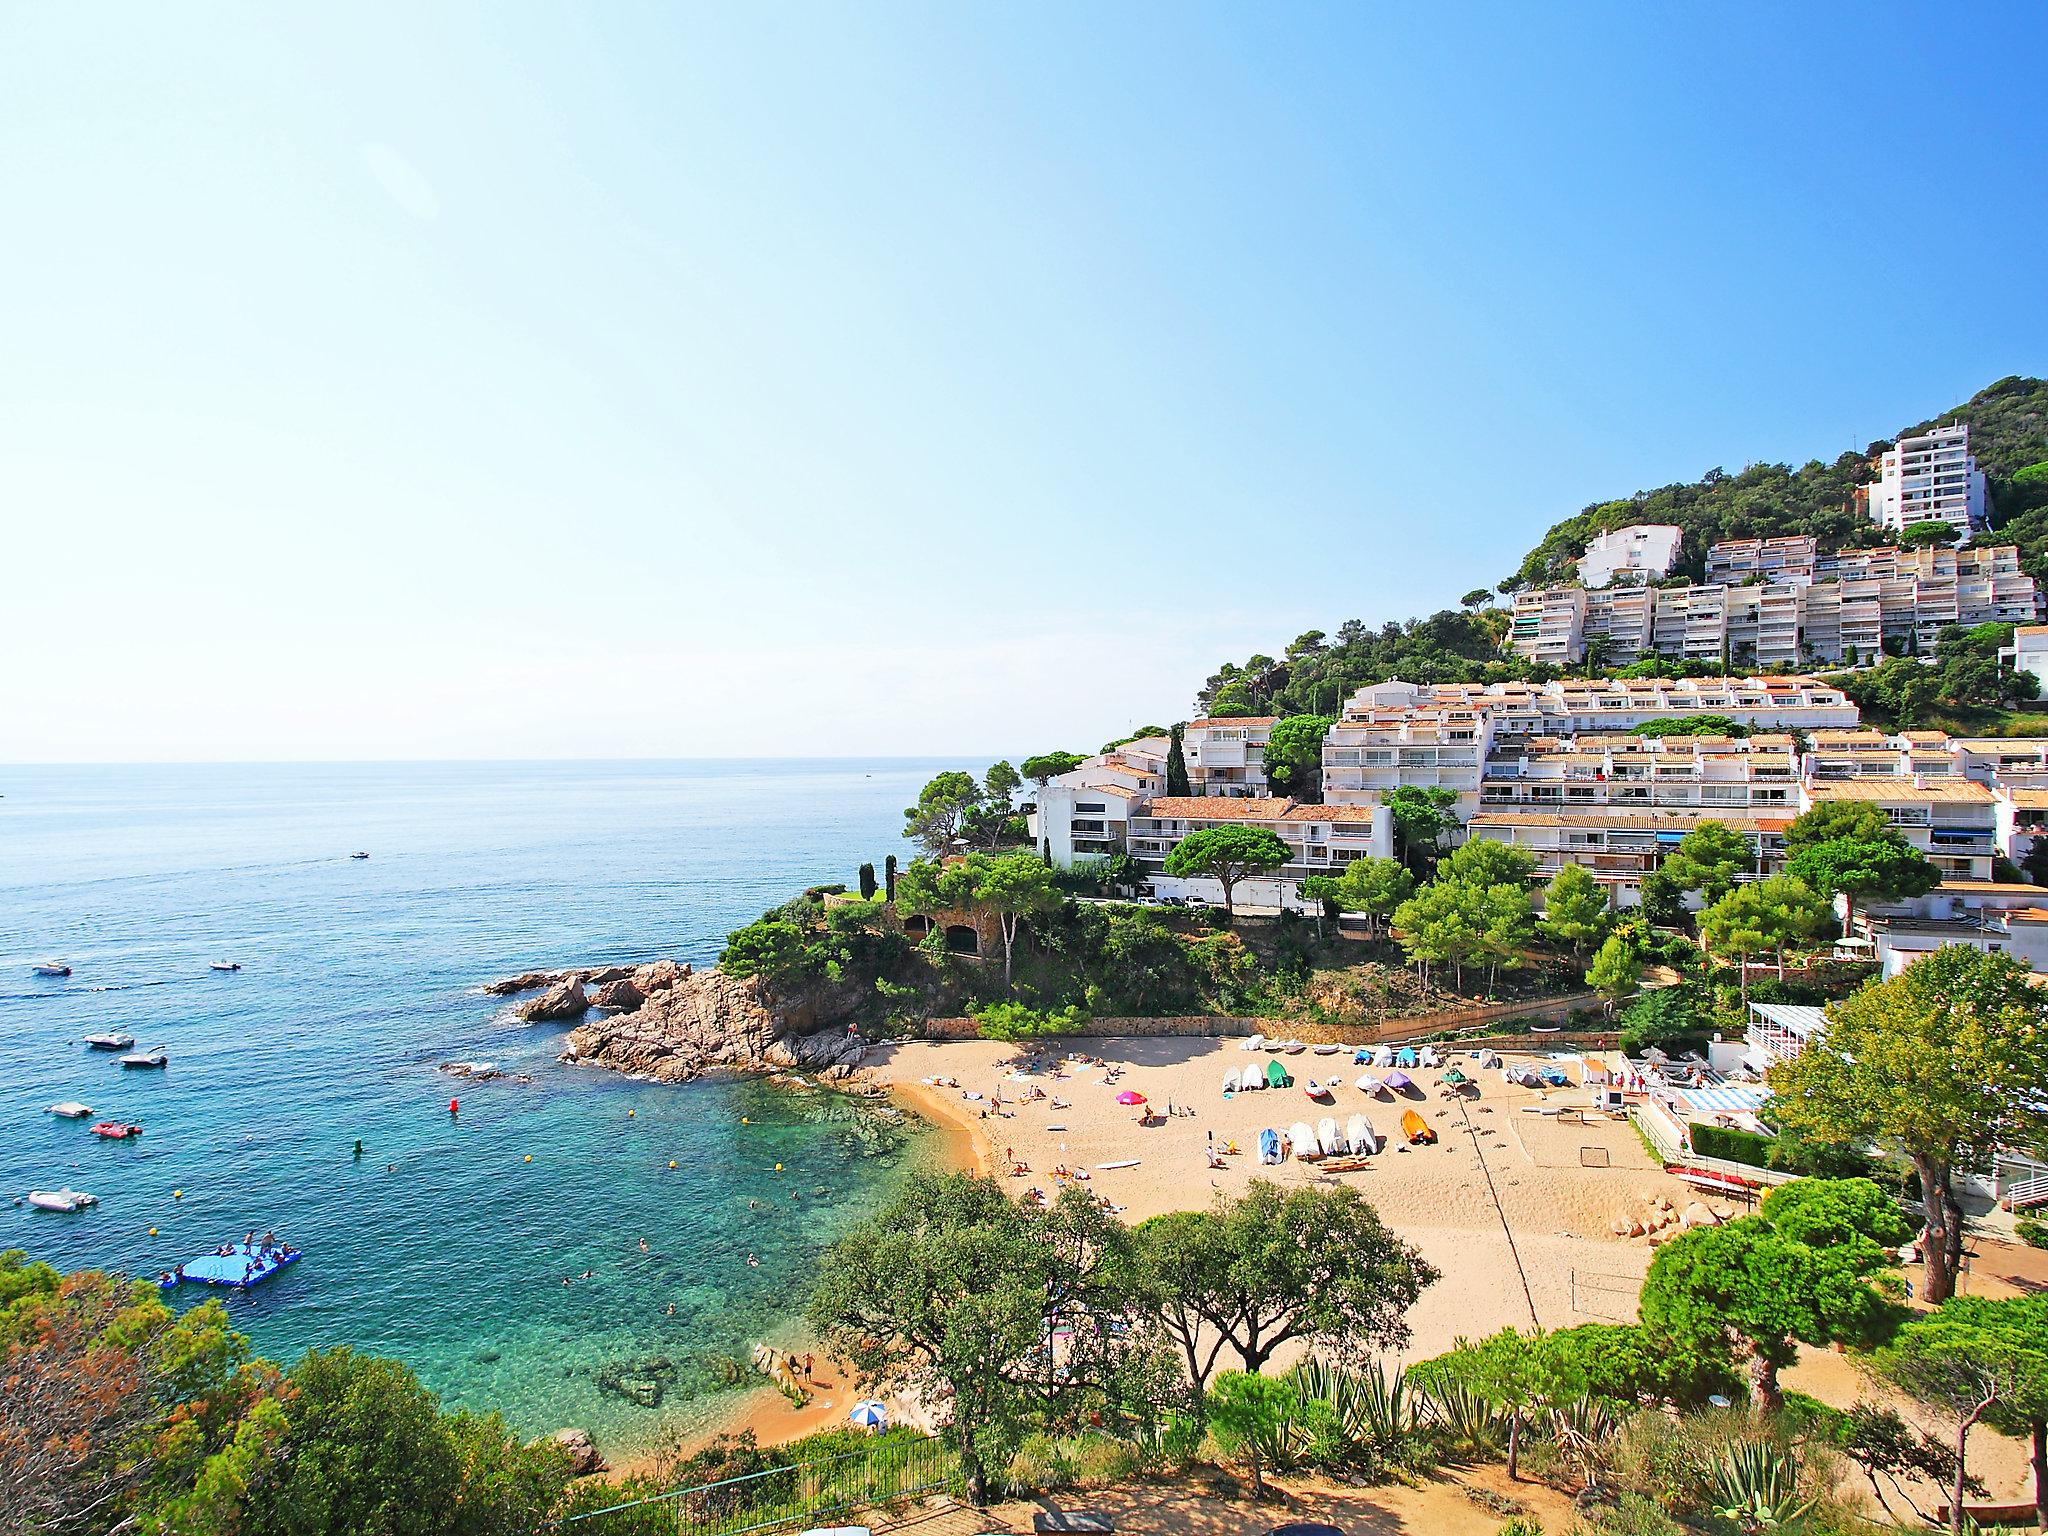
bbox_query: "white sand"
[867,1032,1691,1365]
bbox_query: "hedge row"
[1688,1122,1779,1169]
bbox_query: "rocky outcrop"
[583,966,634,987]
[632,959,690,994]
[519,977,590,1022]
[561,965,865,1083]
[592,977,645,1011]
[545,1427,607,1477]
[485,970,559,996]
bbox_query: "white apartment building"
[1577,523,1683,587]
[1466,808,1787,907]
[1706,536,1819,585]
[2000,624,2048,693]
[1182,717,1276,797]
[1864,423,1988,541]
[1029,741,1169,866]
[1511,540,2040,667]
[1509,587,1588,665]
[1124,797,1393,910]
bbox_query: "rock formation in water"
[558,963,867,1084]
[543,1427,607,1476]
[518,976,590,1022]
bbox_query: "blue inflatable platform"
[166,1243,302,1289]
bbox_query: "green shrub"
[1689,1122,1779,1169]
[971,1001,1088,1041]
[2018,1215,2048,1250]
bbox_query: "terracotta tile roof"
[1139,797,1295,821]
[1805,779,1993,804]
[2014,625,2048,639]
[1939,878,2048,894]
[2002,788,2048,809]
[1281,803,1381,824]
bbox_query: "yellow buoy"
[668,1160,677,1169]
[172,1189,183,1199]
[627,1109,636,1117]
[148,1227,158,1237]
[774,1162,783,1172]
[524,1154,533,1163]
[741,1117,749,1125]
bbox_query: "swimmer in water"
[353,1140,363,1158]
[746,1254,759,1268]
[638,1238,648,1252]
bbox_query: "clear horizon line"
[0,752,1023,770]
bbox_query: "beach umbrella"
[849,1400,888,1429]
[1115,1090,1146,1106]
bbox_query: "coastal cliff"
[493,961,871,1084]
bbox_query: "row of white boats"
[1257,1113,1382,1165]
[32,959,241,978]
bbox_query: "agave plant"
[1711,1438,1818,1535]
[1413,1374,1506,1456]
[1291,1358,1415,1449]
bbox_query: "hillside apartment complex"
[1508,426,2031,668]
[1512,538,2040,667]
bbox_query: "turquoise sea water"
[0,760,954,1450]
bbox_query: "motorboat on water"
[84,1032,135,1052]
[48,1101,94,1119]
[119,1047,169,1070]
[350,851,370,860]
[27,1189,99,1213]
[209,961,242,972]
[34,961,72,977]
[90,1121,142,1139]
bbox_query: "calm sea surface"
[0,760,957,1448]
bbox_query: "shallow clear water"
[0,760,951,1448]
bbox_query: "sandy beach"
[866,1032,1690,1364]
[699,1030,2046,1508]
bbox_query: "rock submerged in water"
[484,970,559,996]
[561,965,864,1081]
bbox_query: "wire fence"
[558,1434,960,1536]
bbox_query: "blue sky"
[4,3,2044,762]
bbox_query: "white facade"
[1125,797,1393,908]
[1866,423,1987,541]
[1182,717,1276,797]
[1577,524,1682,587]
[2000,624,2048,693]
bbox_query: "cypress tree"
[884,854,898,902]
[858,861,877,900]
[1166,723,1191,797]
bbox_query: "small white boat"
[1282,1040,1306,1056]
[209,961,242,972]
[1289,1120,1319,1160]
[27,1189,98,1213]
[34,961,73,977]
[1317,1117,1343,1155]
[1223,1067,1241,1094]
[48,1101,93,1119]
[1312,1043,1340,1056]
[1419,1047,1442,1068]
[1371,1045,1395,1067]
[84,1032,134,1052]
[1356,1073,1383,1094]
[119,1048,168,1069]
[1261,1037,1284,1052]
[1348,1113,1378,1154]
[1241,1034,1266,1052]
[1240,1068,1263,1091]
[350,851,370,860]
[1303,1078,1334,1102]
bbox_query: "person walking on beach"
[803,1353,814,1380]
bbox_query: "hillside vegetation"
[1197,377,2048,718]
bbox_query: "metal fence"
[559,1434,960,1536]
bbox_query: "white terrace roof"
[1747,1002,1829,1040]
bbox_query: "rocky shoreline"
[488,960,872,1085]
